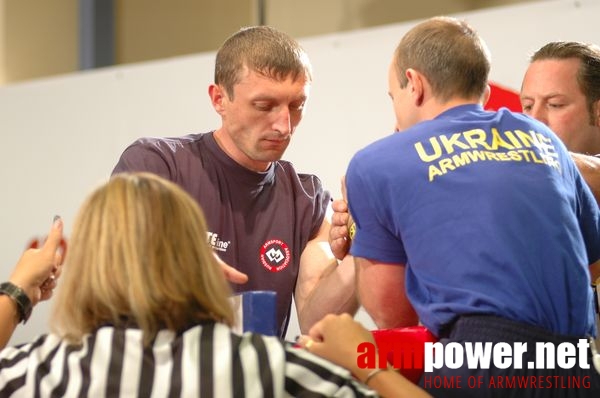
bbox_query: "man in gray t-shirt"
[112,26,358,337]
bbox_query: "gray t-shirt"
[112,132,330,337]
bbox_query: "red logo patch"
[260,239,291,273]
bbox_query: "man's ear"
[482,84,491,106]
[593,99,600,127]
[209,84,227,114]
[405,68,424,106]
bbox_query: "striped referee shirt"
[0,322,379,397]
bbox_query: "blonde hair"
[52,172,234,345]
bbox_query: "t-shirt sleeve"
[346,152,407,264]
[299,174,331,239]
[111,138,175,180]
[574,169,600,264]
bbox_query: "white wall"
[1,0,598,345]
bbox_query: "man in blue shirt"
[334,16,600,397]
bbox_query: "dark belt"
[440,314,586,346]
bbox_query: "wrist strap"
[0,282,32,324]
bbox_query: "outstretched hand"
[9,217,64,307]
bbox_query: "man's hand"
[213,252,248,284]
[329,177,353,260]
[299,313,374,374]
[329,199,352,260]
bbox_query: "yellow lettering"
[439,133,470,154]
[466,150,487,162]
[490,128,515,150]
[463,129,491,150]
[508,151,522,161]
[439,158,456,174]
[530,150,545,164]
[451,152,473,167]
[484,152,499,161]
[496,152,509,161]
[415,138,442,162]
[518,149,533,161]
[504,131,524,149]
[429,165,444,182]
[513,130,535,148]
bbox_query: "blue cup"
[230,290,277,336]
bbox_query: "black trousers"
[419,315,600,397]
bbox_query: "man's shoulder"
[274,160,325,190]
[126,132,208,153]
[113,132,213,177]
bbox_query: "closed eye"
[254,102,273,111]
[290,102,306,111]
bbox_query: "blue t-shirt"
[347,104,600,337]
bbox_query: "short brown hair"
[393,16,491,102]
[214,26,312,98]
[531,41,600,123]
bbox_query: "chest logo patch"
[260,239,291,273]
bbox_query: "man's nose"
[273,108,292,135]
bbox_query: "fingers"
[42,216,64,260]
[297,314,367,373]
[40,216,64,299]
[297,334,321,353]
[307,315,325,340]
[39,275,58,301]
[303,337,314,351]
[329,222,351,261]
[331,201,349,227]
[224,265,249,284]
[40,275,56,290]
[329,199,351,260]
[53,252,63,278]
[6,217,65,309]
[213,252,249,284]
[331,198,348,214]
[296,314,330,352]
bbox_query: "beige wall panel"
[265,0,542,39]
[0,0,541,84]
[4,0,78,84]
[0,1,5,84]
[115,0,255,65]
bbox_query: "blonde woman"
[0,173,377,397]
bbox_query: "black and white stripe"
[0,323,378,397]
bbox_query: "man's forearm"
[572,152,600,204]
[355,256,419,330]
[297,255,359,333]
